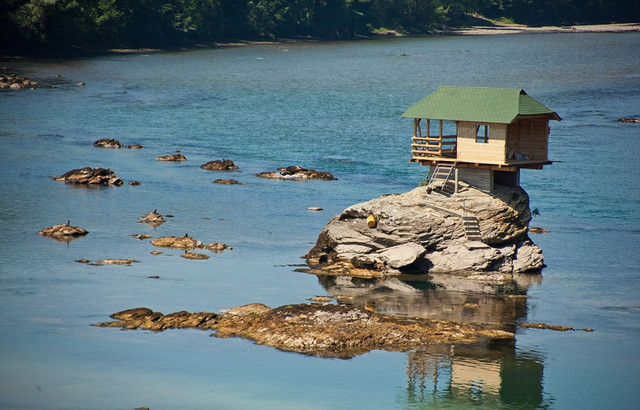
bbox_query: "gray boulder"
[305,183,544,277]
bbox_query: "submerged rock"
[125,144,143,149]
[38,222,88,238]
[96,259,137,265]
[617,118,640,123]
[53,167,123,186]
[93,138,122,148]
[94,303,513,358]
[256,166,337,181]
[156,154,186,162]
[304,183,544,277]
[201,159,238,171]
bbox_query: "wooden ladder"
[428,163,455,190]
[462,215,483,242]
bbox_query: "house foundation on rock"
[402,86,561,193]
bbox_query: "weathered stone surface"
[93,138,122,148]
[305,183,544,277]
[94,303,513,358]
[138,210,165,224]
[156,154,186,161]
[38,223,88,238]
[202,243,232,252]
[53,167,123,186]
[201,159,238,170]
[256,166,337,181]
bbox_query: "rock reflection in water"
[404,344,547,408]
[316,273,541,330]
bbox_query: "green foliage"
[1,0,638,54]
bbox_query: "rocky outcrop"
[38,222,88,238]
[156,154,186,161]
[256,166,337,181]
[213,179,243,185]
[138,210,165,224]
[53,167,123,186]
[304,183,544,277]
[93,138,122,148]
[200,159,238,170]
[94,303,513,358]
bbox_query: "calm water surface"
[1,32,639,409]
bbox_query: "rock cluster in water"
[1,74,37,89]
[53,167,123,186]
[150,235,231,252]
[200,159,238,170]
[93,303,513,358]
[256,166,337,181]
[304,183,544,277]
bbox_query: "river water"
[1,32,639,409]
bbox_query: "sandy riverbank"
[441,22,640,36]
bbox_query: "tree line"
[1,0,638,55]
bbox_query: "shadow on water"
[315,273,550,408]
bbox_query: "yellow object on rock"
[367,215,377,228]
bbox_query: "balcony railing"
[411,135,457,159]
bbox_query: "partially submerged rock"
[53,167,123,186]
[94,303,513,358]
[93,138,122,148]
[96,259,137,265]
[181,252,210,260]
[213,179,242,185]
[138,210,165,224]
[256,166,337,181]
[151,235,199,249]
[125,144,143,149]
[150,235,231,253]
[201,159,238,171]
[617,118,639,123]
[38,222,88,238]
[156,154,186,162]
[304,184,544,277]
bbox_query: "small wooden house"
[402,86,561,193]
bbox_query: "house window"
[476,125,489,143]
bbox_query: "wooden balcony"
[411,135,457,160]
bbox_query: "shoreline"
[2,23,638,59]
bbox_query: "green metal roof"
[401,86,561,123]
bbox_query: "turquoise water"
[1,32,639,409]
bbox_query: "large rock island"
[304,183,544,278]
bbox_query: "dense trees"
[1,0,638,55]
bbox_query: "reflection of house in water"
[404,344,546,408]
[315,273,548,407]
[316,274,540,331]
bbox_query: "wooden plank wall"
[457,122,507,164]
[507,118,549,161]
[458,168,494,193]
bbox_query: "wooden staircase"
[462,215,483,242]
[428,164,455,192]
